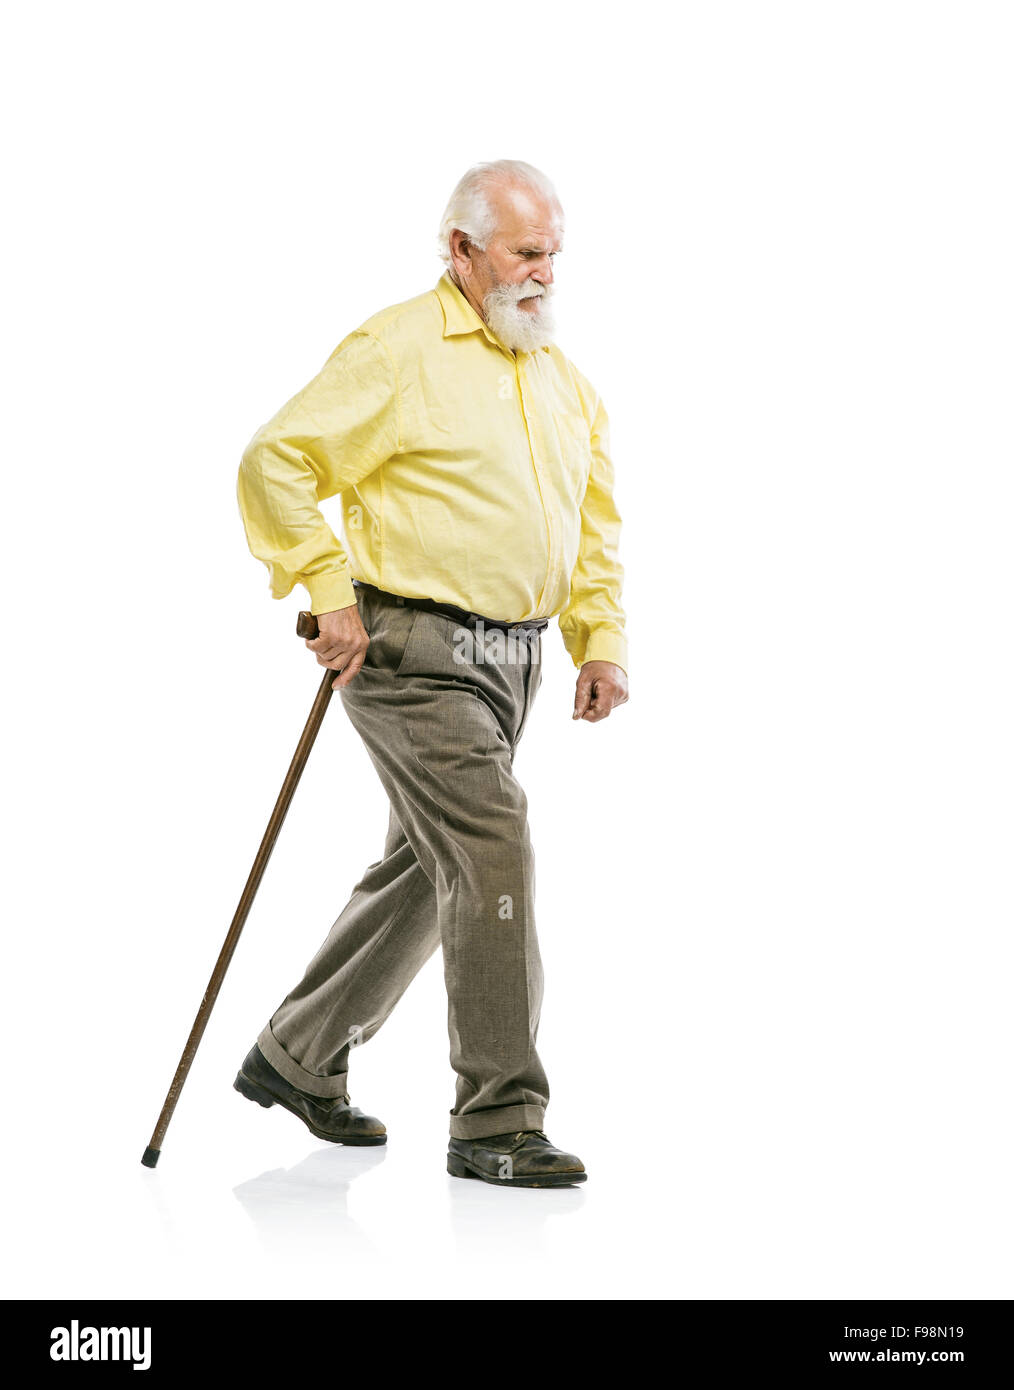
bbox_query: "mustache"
[488,279,553,305]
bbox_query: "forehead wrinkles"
[490,183,563,242]
[516,221,564,247]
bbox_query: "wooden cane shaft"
[141,610,330,1165]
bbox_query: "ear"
[449,228,475,279]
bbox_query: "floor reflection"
[445,1170,585,1262]
[230,1142,587,1276]
[232,1146,386,1260]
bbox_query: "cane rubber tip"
[141,1146,161,1169]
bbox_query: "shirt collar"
[435,270,551,355]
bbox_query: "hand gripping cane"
[141,610,326,1167]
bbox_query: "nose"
[531,254,554,288]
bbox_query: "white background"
[3,1,1012,1300]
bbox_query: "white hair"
[436,159,561,270]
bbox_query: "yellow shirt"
[236,269,628,672]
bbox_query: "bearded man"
[234,158,628,1187]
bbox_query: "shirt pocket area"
[552,410,593,499]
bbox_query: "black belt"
[353,580,548,635]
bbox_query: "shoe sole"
[446,1152,586,1187]
[234,1071,387,1146]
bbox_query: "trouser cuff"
[448,1104,546,1140]
[257,1024,350,1098]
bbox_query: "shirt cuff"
[305,570,358,615]
[579,629,628,676]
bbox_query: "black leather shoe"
[233,1044,386,1146]
[447,1130,586,1187]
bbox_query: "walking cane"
[141,610,325,1168]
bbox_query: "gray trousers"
[256,583,549,1139]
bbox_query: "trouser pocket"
[358,589,420,673]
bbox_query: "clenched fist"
[572,661,629,723]
[305,603,371,690]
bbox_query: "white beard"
[483,277,557,352]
